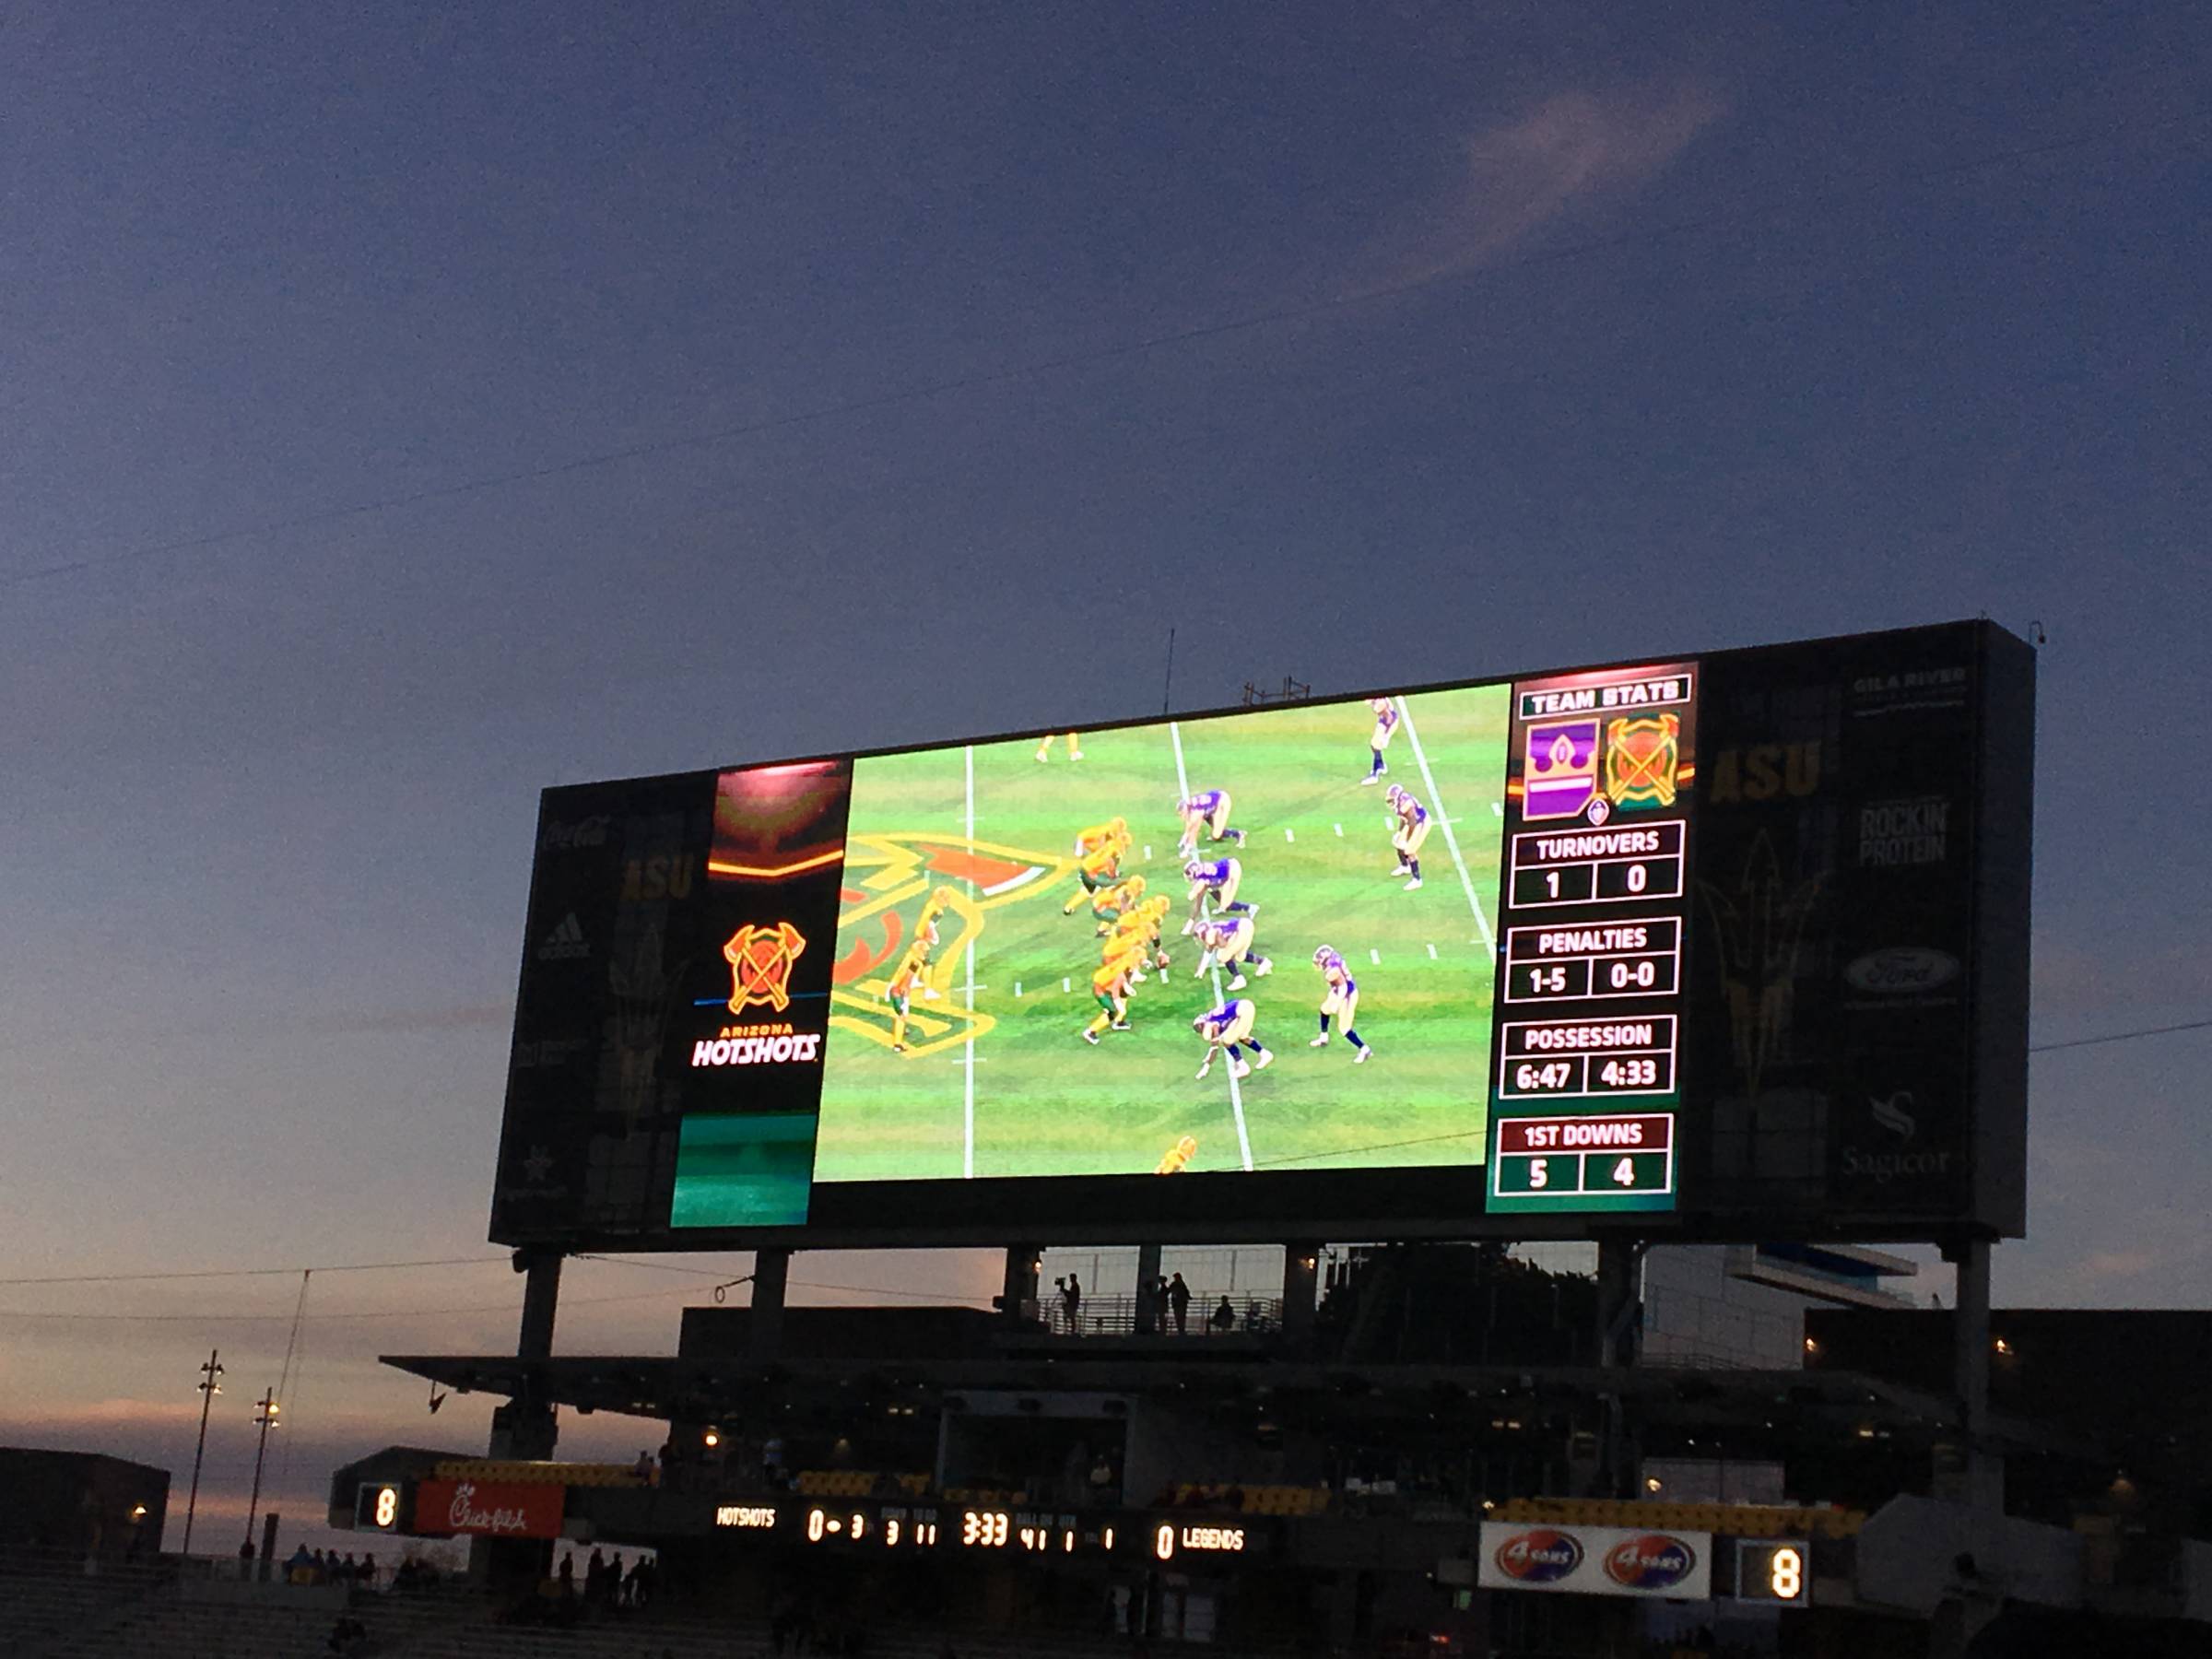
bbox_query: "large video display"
[488,620,2032,1250]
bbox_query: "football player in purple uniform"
[1193,997,1275,1081]
[1360,697,1400,785]
[1173,789,1245,857]
[1384,783,1430,891]
[1309,946,1373,1063]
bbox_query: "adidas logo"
[536,912,589,961]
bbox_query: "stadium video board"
[488,620,2031,1250]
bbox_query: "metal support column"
[478,1250,564,1587]
[1944,1237,2002,1512]
[749,1247,791,1360]
[1000,1244,1041,1329]
[1135,1242,1163,1335]
[1592,1239,1645,1498]
[1281,1242,1321,1349]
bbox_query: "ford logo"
[1605,1533,1698,1591]
[1494,1528,1583,1583]
[1844,947,1959,994]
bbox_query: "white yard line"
[1168,720,1253,1171]
[963,743,977,1180]
[1395,698,1498,952]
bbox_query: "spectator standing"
[1168,1273,1191,1335]
[1060,1273,1083,1334]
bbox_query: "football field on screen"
[811,688,1511,1183]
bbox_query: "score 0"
[1734,1540,1809,1606]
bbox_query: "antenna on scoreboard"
[1162,629,1176,715]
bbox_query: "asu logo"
[723,923,806,1016]
[1605,714,1681,809]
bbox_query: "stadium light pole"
[244,1388,280,1547]
[182,1349,223,1556]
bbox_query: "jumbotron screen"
[488,620,2031,1249]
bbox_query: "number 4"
[1612,1158,1637,1187]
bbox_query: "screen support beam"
[1134,1243,1162,1335]
[1945,1237,2001,1512]
[477,1249,563,1586]
[750,1248,791,1360]
[1282,1243,1320,1350]
[1001,1245,1041,1330]
[1592,1238,1645,1498]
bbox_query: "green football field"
[810,688,1511,1182]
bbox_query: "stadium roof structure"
[380,1347,2084,1465]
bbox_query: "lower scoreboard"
[1488,665,1695,1215]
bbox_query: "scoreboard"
[488,618,2031,1251]
[711,1499,1260,1565]
[1487,661,1696,1213]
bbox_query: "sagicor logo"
[724,923,806,1016]
[1870,1090,1916,1141]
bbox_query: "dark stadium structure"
[332,1246,2212,1657]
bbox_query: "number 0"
[1771,1547,1802,1599]
[1626,863,1648,892]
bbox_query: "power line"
[2030,1016,2212,1054]
[0,1255,509,1288]
[4,103,2202,596]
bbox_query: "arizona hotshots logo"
[1604,1532,1699,1592]
[1493,1528,1583,1583]
[690,922,825,1068]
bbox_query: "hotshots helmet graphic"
[724,922,807,1016]
[1603,1533,1698,1591]
[1492,1528,1583,1583]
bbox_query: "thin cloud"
[310,1001,514,1035]
[1347,79,1726,295]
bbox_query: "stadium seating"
[430,1458,644,1487]
[1491,1495,1866,1538]
[793,1469,933,1498]
[1158,1482,1331,1516]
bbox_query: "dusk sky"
[4,4,2208,1550]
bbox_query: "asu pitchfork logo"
[723,923,806,1016]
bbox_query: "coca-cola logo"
[447,1482,533,1535]
[1604,1533,1697,1591]
[1493,1529,1583,1583]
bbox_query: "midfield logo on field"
[827,833,1074,1057]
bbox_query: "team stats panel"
[1487,665,1696,1214]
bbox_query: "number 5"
[1528,1158,1548,1189]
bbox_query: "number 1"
[1544,869,1560,898]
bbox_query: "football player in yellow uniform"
[1080,957,1135,1044]
[1155,1135,1199,1175]
[1062,827,1132,915]
[1035,732,1084,762]
[1105,894,1173,982]
[885,893,951,1053]
[1088,872,1148,933]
